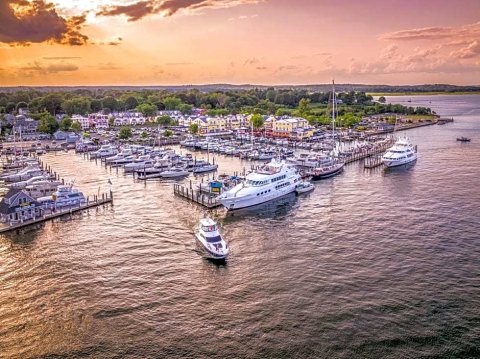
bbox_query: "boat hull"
[382,156,417,168]
[310,165,344,180]
[219,184,297,210]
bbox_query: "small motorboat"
[195,218,229,261]
[457,137,471,142]
[295,181,315,194]
[160,167,189,178]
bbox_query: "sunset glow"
[1,0,480,86]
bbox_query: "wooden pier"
[0,192,113,234]
[343,138,395,164]
[364,154,384,169]
[173,183,221,208]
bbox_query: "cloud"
[0,0,88,46]
[243,57,259,66]
[452,40,480,59]
[20,61,79,75]
[381,21,480,41]
[256,66,267,70]
[43,56,82,60]
[92,37,123,46]
[165,62,193,66]
[97,62,123,71]
[97,0,261,22]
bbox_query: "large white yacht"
[37,185,86,208]
[382,138,417,168]
[218,158,300,210]
[195,218,229,260]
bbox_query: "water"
[1,95,480,358]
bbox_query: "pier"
[364,154,384,169]
[0,192,113,234]
[343,137,395,164]
[173,183,221,208]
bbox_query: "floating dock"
[173,183,221,208]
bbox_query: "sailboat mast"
[332,80,336,153]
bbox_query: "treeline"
[0,88,375,117]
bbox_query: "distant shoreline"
[368,91,480,96]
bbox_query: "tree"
[40,93,63,115]
[59,116,72,131]
[118,126,133,140]
[163,129,173,137]
[378,96,386,103]
[178,103,193,115]
[37,112,59,134]
[298,98,311,115]
[163,96,182,110]
[189,123,199,134]
[136,103,158,117]
[102,96,118,112]
[156,115,173,126]
[70,121,82,133]
[250,114,264,130]
[141,131,148,139]
[16,101,28,113]
[6,102,16,113]
[108,117,115,127]
[62,97,91,116]
[124,96,139,110]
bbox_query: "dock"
[364,154,384,169]
[173,183,221,208]
[343,137,395,164]
[0,192,113,234]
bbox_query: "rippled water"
[1,95,480,358]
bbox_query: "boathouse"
[0,189,44,223]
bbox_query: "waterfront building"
[0,189,44,223]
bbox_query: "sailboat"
[308,80,345,180]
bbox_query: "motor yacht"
[382,138,417,168]
[218,158,300,210]
[160,167,189,178]
[195,218,229,260]
[37,185,86,208]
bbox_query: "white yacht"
[25,180,62,199]
[192,163,218,174]
[218,158,300,210]
[7,175,50,189]
[124,155,155,172]
[160,167,189,178]
[1,166,44,182]
[382,138,417,168]
[90,145,117,159]
[195,218,229,260]
[37,185,86,208]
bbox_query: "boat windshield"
[202,225,217,232]
[206,235,222,243]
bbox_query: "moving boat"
[218,158,301,210]
[37,185,86,208]
[195,218,229,260]
[382,137,417,168]
[457,136,471,142]
[295,181,315,194]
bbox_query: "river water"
[1,95,479,358]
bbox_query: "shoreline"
[368,92,480,97]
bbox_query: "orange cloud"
[0,0,88,46]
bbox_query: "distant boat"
[456,137,471,142]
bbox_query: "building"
[0,189,44,223]
[271,117,313,139]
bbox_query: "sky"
[0,0,479,86]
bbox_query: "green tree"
[378,96,386,103]
[62,97,91,116]
[163,96,182,110]
[118,126,133,140]
[156,115,173,126]
[37,112,59,134]
[59,116,72,131]
[178,103,193,115]
[136,103,158,117]
[70,121,82,133]
[298,98,311,115]
[141,131,149,139]
[102,96,118,112]
[250,114,264,130]
[189,123,199,135]
[163,129,173,137]
[124,96,139,110]
[15,101,28,113]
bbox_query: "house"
[0,189,44,223]
[271,117,312,139]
